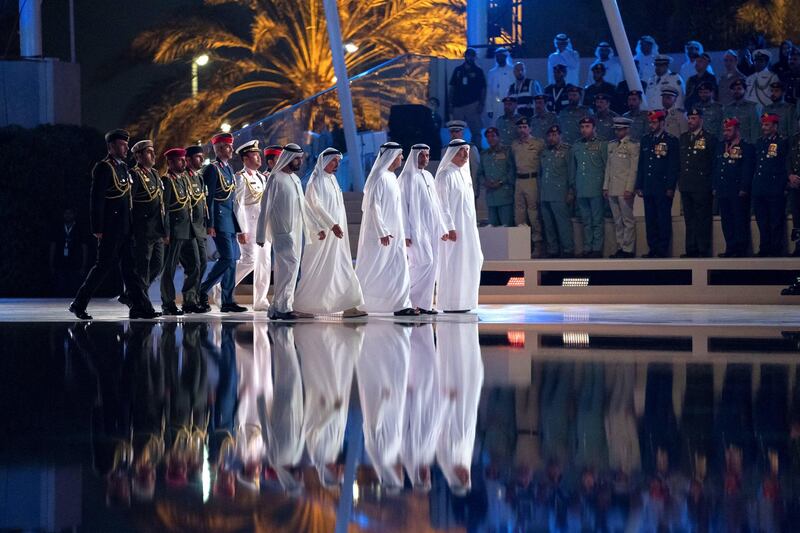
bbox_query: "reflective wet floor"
[2,319,800,532]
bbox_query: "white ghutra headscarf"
[362,141,403,210]
[435,139,470,180]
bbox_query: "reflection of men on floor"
[70,129,158,320]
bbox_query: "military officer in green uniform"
[764,81,796,138]
[160,148,201,315]
[181,145,210,313]
[529,94,559,140]
[604,117,640,258]
[539,124,575,257]
[679,108,718,257]
[593,93,619,140]
[69,129,158,320]
[495,95,522,146]
[129,139,166,291]
[477,127,516,226]
[623,90,648,141]
[693,82,724,139]
[558,84,593,144]
[511,117,546,257]
[752,113,789,256]
[570,116,608,257]
[723,78,760,143]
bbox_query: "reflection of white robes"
[294,170,364,313]
[436,163,484,310]
[436,321,484,495]
[356,171,412,312]
[357,323,410,489]
[233,168,271,310]
[401,324,445,489]
[234,324,272,463]
[296,323,362,487]
[401,166,447,310]
[262,324,305,491]
[605,363,641,474]
[256,169,313,314]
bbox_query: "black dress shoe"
[162,305,184,316]
[418,308,438,315]
[609,249,623,259]
[641,252,658,258]
[680,253,699,258]
[269,310,300,320]
[68,302,92,320]
[182,303,205,314]
[220,303,248,313]
[117,294,133,308]
[443,309,470,313]
[393,308,420,316]
[756,250,770,257]
[130,309,161,319]
[196,302,212,313]
[718,252,732,258]
[619,251,635,258]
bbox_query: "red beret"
[211,132,234,145]
[723,117,740,128]
[263,145,283,157]
[760,113,780,124]
[648,110,666,121]
[164,147,187,159]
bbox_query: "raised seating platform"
[479,258,799,305]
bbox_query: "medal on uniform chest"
[767,143,778,158]
[694,138,706,150]
[655,142,667,158]
[730,146,741,159]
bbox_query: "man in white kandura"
[223,140,271,311]
[400,143,449,314]
[294,148,366,318]
[436,139,485,313]
[355,142,418,316]
[255,143,313,320]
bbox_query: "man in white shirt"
[485,47,515,124]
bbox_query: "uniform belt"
[517,172,538,179]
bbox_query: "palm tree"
[129,0,465,150]
[737,0,800,44]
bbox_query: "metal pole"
[191,61,198,97]
[600,0,645,105]
[466,0,488,49]
[18,0,43,58]
[322,0,363,190]
[68,0,76,63]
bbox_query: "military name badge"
[767,143,778,158]
[694,138,706,150]
[654,142,668,158]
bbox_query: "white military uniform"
[644,71,685,110]
[232,162,271,311]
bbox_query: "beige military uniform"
[604,136,640,253]
[511,137,546,248]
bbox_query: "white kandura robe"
[294,171,364,314]
[401,324,445,489]
[261,324,305,492]
[234,323,272,465]
[436,321,483,495]
[401,167,448,310]
[436,163,484,311]
[356,322,410,490]
[256,169,313,314]
[233,168,271,311]
[355,171,412,312]
[295,323,362,487]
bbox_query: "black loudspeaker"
[387,104,441,157]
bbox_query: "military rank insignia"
[655,142,668,157]
[767,143,778,158]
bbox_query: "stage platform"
[480,257,800,304]
[2,299,799,326]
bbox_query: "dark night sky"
[40,0,200,132]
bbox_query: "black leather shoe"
[618,251,635,258]
[680,253,698,258]
[718,252,732,258]
[117,294,132,308]
[68,302,92,320]
[393,308,420,316]
[443,309,470,313]
[162,305,184,316]
[182,303,205,314]
[130,309,161,319]
[269,310,300,320]
[418,308,439,315]
[641,252,658,258]
[220,303,248,313]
